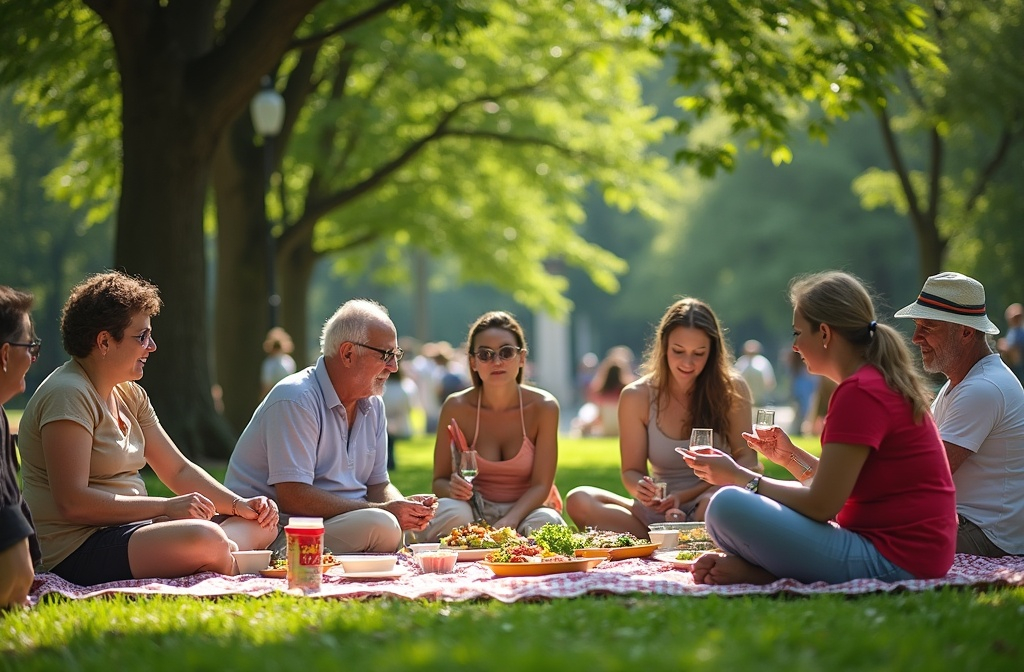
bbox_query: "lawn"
[3,435,1023,671]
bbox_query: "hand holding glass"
[459,451,479,483]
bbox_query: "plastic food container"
[285,517,325,593]
[415,550,458,574]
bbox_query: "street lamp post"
[250,76,285,329]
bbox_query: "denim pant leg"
[705,487,915,584]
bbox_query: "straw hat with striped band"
[894,272,999,335]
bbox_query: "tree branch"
[926,125,942,222]
[964,126,1018,213]
[289,0,406,51]
[876,106,928,235]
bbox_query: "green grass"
[5,435,1023,670]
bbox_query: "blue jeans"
[705,487,915,584]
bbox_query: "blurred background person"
[571,348,637,437]
[1,286,40,609]
[382,366,418,470]
[408,341,445,434]
[786,349,819,436]
[997,302,1024,383]
[736,339,777,408]
[260,327,296,399]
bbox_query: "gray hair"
[320,298,391,358]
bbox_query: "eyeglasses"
[130,329,155,348]
[472,345,522,363]
[6,338,42,358]
[353,342,404,364]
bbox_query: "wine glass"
[755,409,775,438]
[459,451,479,483]
[689,428,714,453]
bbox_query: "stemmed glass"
[459,451,479,484]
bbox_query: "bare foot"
[691,552,776,585]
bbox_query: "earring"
[824,343,828,350]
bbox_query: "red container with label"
[285,516,324,593]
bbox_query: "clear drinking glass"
[459,451,479,483]
[654,481,668,500]
[689,428,714,452]
[755,409,775,437]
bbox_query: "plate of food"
[654,549,713,571]
[440,523,526,561]
[480,557,605,577]
[258,553,340,578]
[574,543,660,560]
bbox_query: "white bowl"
[408,542,441,556]
[232,550,272,574]
[336,554,398,573]
[648,529,680,550]
[415,549,458,574]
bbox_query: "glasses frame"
[129,329,155,348]
[472,345,523,363]
[5,338,42,358]
[353,342,404,364]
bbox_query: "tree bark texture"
[212,118,270,435]
[89,0,320,457]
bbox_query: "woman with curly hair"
[566,298,760,536]
[19,271,278,586]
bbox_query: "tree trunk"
[115,109,237,458]
[916,216,946,280]
[93,0,322,457]
[212,116,272,434]
[279,240,318,367]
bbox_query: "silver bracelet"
[790,453,814,477]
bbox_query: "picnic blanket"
[28,553,1024,604]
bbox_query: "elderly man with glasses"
[226,299,435,553]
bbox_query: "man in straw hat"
[896,272,1024,557]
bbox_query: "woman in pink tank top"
[420,311,565,541]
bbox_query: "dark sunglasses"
[472,345,522,363]
[353,342,404,364]
[6,338,42,358]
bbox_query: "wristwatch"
[744,476,761,493]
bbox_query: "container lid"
[286,516,324,529]
[648,521,705,531]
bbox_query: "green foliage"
[850,0,1024,288]
[0,90,113,403]
[283,0,679,316]
[624,0,941,174]
[594,111,919,358]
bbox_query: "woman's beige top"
[19,360,159,570]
